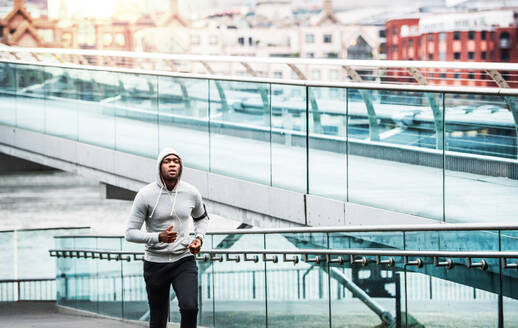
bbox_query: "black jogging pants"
[143,256,198,328]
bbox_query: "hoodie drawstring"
[148,185,164,219]
[168,188,178,217]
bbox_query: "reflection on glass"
[121,239,148,321]
[209,80,270,184]
[96,237,123,318]
[500,230,518,326]
[158,77,209,170]
[266,233,329,327]
[348,89,443,220]
[77,70,118,148]
[0,63,16,126]
[328,232,402,327]
[73,237,97,313]
[44,67,81,139]
[271,84,306,192]
[445,94,518,222]
[0,232,14,282]
[212,233,266,328]
[405,231,500,327]
[55,236,76,308]
[308,87,346,199]
[115,73,158,158]
[15,64,46,132]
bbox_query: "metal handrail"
[0,278,55,283]
[53,222,518,239]
[2,58,518,96]
[4,46,518,71]
[48,248,518,271]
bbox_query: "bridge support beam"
[0,153,55,174]
[101,183,137,201]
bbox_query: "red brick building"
[385,10,518,86]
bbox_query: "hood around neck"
[156,148,182,189]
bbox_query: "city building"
[385,9,518,86]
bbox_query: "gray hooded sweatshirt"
[125,148,209,263]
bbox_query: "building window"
[468,52,475,60]
[481,51,487,60]
[392,27,397,35]
[379,30,385,38]
[326,52,338,58]
[238,37,244,45]
[453,31,461,40]
[439,52,446,61]
[501,49,510,61]
[454,73,460,79]
[468,72,475,79]
[306,52,314,58]
[454,52,461,60]
[323,34,332,43]
[428,53,433,60]
[115,33,125,46]
[305,34,314,43]
[311,69,321,80]
[191,34,200,45]
[329,69,339,80]
[409,39,413,47]
[392,45,398,52]
[103,33,113,46]
[440,73,446,79]
[273,71,283,79]
[481,31,487,40]
[428,33,433,41]
[249,37,253,46]
[468,31,475,40]
[439,32,446,41]
[209,35,218,45]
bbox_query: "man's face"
[161,154,181,182]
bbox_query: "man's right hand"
[158,225,177,243]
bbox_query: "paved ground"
[0,302,146,328]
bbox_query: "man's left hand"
[188,238,202,254]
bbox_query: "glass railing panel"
[0,231,14,301]
[445,94,518,222]
[114,73,158,158]
[96,237,123,318]
[209,80,271,185]
[328,232,403,328]
[44,67,78,139]
[76,69,118,149]
[55,236,77,308]
[308,87,346,200]
[158,77,209,170]
[197,235,214,327]
[0,231,14,280]
[72,237,98,314]
[17,228,89,280]
[121,239,147,322]
[271,84,307,192]
[348,89,444,220]
[500,230,518,326]
[211,233,266,328]
[405,230,500,327]
[15,64,46,132]
[265,232,329,327]
[0,63,16,126]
